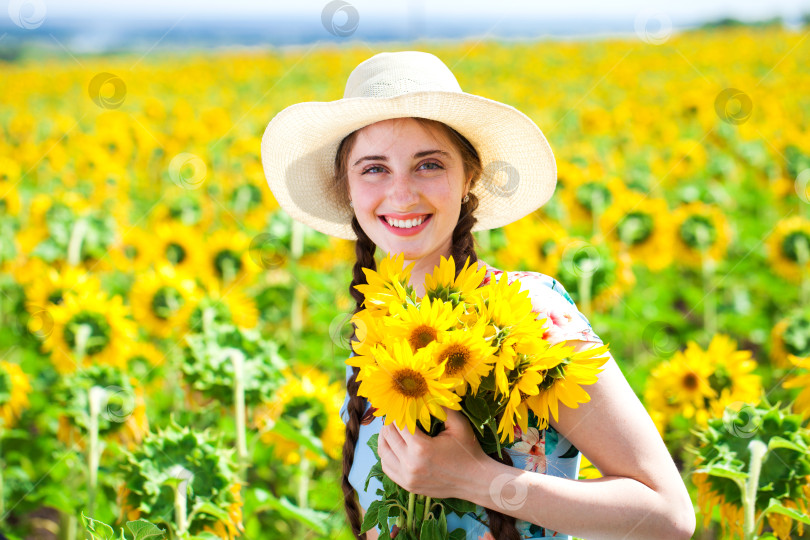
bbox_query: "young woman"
[261,51,695,540]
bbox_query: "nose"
[386,169,419,208]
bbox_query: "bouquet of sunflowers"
[347,254,610,539]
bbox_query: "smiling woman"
[260,51,695,540]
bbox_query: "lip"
[379,214,432,236]
[379,212,431,220]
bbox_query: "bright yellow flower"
[131,265,200,339]
[358,340,461,434]
[151,221,207,276]
[201,229,262,286]
[498,218,568,275]
[672,202,731,267]
[432,324,497,396]
[108,226,154,274]
[423,255,486,305]
[385,297,464,352]
[0,361,31,428]
[766,215,810,282]
[355,253,415,314]
[783,354,810,419]
[22,262,102,310]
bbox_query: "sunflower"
[347,309,386,378]
[223,180,270,231]
[189,277,260,331]
[41,288,136,374]
[432,324,497,396]
[22,262,102,309]
[671,202,731,267]
[497,355,550,443]
[770,309,810,369]
[357,340,461,434]
[124,340,167,389]
[598,190,674,272]
[498,218,568,275]
[783,354,810,419]
[200,229,262,287]
[152,188,215,230]
[525,342,610,431]
[0,361,31,428]
[385,297,464,352]
[130,265,200,339]
[423,255,487,306]
[0,178,21,218]
[766,215,810,282]
[254,368,344,466]
[559,176,629,235]
[578,454,602,480]
[354,253,415,314]
[108,225,154,274]
[151,221,207,276]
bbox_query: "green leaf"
[368,433,380,459]
[365,458,384,491]
[464,395,489,423]
[187,534,222,540]
[267,416,328,460]
[251,490,330,534]
[767,436,806,454]
[81,513,117,540]
[420,518,443,540]
[449,528,467,540]
[697,465,748,481]
[361,500,383,534]
[126,520,167,540]
[442,497,477,515]
[763,498,810,525]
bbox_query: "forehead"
[349,118,454,154]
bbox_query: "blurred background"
[1,1,810,539]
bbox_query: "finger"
[384,422,408,452]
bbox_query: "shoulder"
[479,260,602,346]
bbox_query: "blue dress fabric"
[339,262,604,539]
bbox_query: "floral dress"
[340,261,604,539]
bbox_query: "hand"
[377,407,489,499]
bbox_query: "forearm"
[460,457,693,540]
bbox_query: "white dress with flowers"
[340,262,604,540]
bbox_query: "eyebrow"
[352,149,451,167]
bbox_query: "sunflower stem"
[297,455,311,510]
[87,386,105,518]
[169,465,193,536]
[701,252,717,337]
[423,496,432,521]
[74,323,92,369]
[591,188,605,239]
[743,439,767,540]
[406,491,416,531]
[796,236,809,306]
[230,349,248,482]
[67,217,88,267]
[578,265,593,319]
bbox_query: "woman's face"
[346,118,470,264]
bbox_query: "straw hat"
[261,50,557,241]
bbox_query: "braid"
[342,216,376,540]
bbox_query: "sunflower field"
[1,22,810,540]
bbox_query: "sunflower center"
[540,239,556,258]
[151,286,186,320]
[64,312,112,356]
[708,366,731,393]
[392,369,429,398]
[408,325,437,351]
[784,314,810,357]
[124,244,139,260]
[48,289,64,305]
[679,215,717,250]
[439,344,471,376]
[215,250,243,281]
[617,212,653,245]
[682,372,699,391]
[166,242,187,265]
[575,182,612,213]
[781,231,810,264]
[0,368,11,405]
[283,396,327,438]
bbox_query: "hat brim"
[261,90,557,241]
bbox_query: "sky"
[13,0,810,23]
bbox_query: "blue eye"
[420,161,442,170]
[362,166,385,175]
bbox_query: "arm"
[460,340,696,540]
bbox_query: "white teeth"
[385,216,426,229]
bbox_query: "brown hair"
[336,117,521,540]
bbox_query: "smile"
[378,214,432,236]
